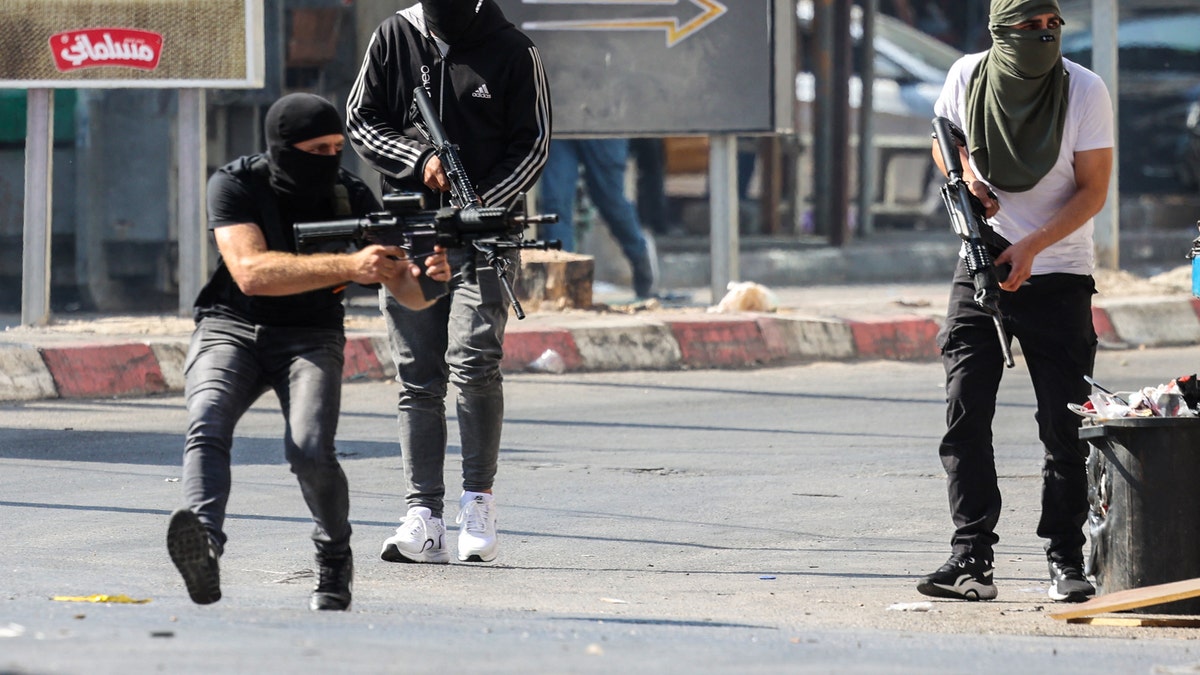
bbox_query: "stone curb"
[3,299,1198,402]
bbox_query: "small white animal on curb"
[708,281,779,313]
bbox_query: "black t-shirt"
[194,154,381,329]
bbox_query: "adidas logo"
[471,83,492,99]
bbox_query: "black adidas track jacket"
[347,1,551,208]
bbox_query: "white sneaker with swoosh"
[381,506,450,564]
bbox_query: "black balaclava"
[421,0,482,44]
[264,93,344,205]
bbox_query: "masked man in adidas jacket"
[347,0,551,565]
[167,93,451,612]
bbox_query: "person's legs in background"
[538,139,581,252]
[576,138,655,299]
[630,137,670,235]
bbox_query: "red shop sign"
[49,28,164,72]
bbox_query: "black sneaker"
[916,554,997,601]
[310,551,353,611]
[166,509,221,605]
[1048,559,1095,603]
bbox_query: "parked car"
[1060,4,1200,194]
[794,5,963,137]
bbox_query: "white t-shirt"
[934,52,1114,275]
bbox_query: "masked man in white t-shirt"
[915,0,1114,604]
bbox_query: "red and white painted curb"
[3,298,1199,402]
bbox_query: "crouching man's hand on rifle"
[379,244,451,310]
[345,244,410,286]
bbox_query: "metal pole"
[1091,0,1119,270]
[857,0,878,237]
[813,0,852,246]
[22,89,54,327]
[177,88,208,316]
[709,133,739,303]
[812,0,834,239]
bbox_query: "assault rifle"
[296,84,562,319]
[294,193,559,319]
[931,116,1015,368]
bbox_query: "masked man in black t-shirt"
[166,93,450,611]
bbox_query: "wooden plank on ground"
[1066,616,1200,628]
[1049,578,1200,621]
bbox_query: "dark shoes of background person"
[916,554,997,601]
[1048,559,1095,603]
[310,551,353,611]
[167,509,222,605]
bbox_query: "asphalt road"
[4,347,1200,673]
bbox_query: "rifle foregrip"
[443,151,480,207]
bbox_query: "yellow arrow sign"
[520,0,728,48]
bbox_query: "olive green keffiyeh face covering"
[965,0,1069,192]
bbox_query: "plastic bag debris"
[708,281,779,313]
[0,623,26,638]
[1071,377,1199,420]
[527,348,566,374]
[52,594,150,604]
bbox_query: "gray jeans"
[181,316,351,556]
[380,247,511,519]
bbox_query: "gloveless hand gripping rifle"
[931,116,1015,368]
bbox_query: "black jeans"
[181,316,351,556]
[937,261,1096,564]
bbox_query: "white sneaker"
[456,492,498,562]
[380,507,450,564]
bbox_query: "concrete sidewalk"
[3,274,1200,402]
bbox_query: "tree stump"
[516,250,594,312]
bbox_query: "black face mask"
[264,93,345,205]
[421,0,481,44]
[267,146,341,203]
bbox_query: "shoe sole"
[380,542,449,564]
[1049,588,1094,603]
[166,510,221,605]
[916,579,997,601]
[310,594,352,611]
[457,543,498,563]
